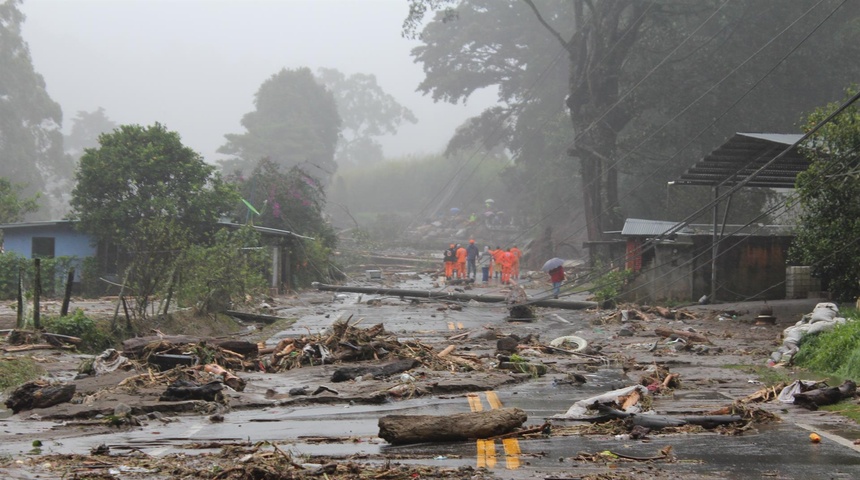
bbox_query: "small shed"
[608,218,793,303]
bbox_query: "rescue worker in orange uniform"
[509,245,522,280]
[443,243,456,280]
[455,243,467,279]
[491,246,505,281]
[500,249,514,284]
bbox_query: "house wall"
[3,224,96,259]
[623,242,694,303]
[694,235,791,301]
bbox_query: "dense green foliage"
[219,68,341,185]
[0,253,79,300]
[42,309,114,353]
[231,159,338,287]
[795,310,860,379]
[71,123,239,320]
[175,227,270,313]
[0,177,39,223]
[789,88,860,301]
[0,0,70,215]
[316,68,417,168]
[71,123,237,247]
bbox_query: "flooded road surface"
[6,367,860,479]
[3,277,859,479]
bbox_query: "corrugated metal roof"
[675,132,810,188]
[621,218,690,236]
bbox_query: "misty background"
[20,0,495,162]
[4,0,860,258]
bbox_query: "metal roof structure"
[675,132,808,188]
[621,218,690,236]
[620,218,793,238]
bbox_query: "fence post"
[33,258,41,329]
[61,268,75,317]
[16,266,24,329]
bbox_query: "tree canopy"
[219,68,341,185]
[71,123,238,246]
[790,88,860,302]
[0,0,69,217]
[316,68,417,167]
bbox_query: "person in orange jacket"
[491,246,505,281]
[443,243,456,280]
[455,243,467,279]
[500,249,514,284]
[509,245,522,279]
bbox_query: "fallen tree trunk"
[5,381,76,413]
[793,380,856,410]
[596,404,743,429]
[378,407,527,445]
[654,326,711,344]
[313,283,596,310]
[122,336,258,359]
[224,310,283,325]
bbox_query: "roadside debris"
[779,379,857,410]
[5,380,76,413]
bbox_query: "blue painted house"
[0,220,96,260]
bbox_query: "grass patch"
[723,363,801,386]
[793,309,860,379]
[820,402,860,423]
[0,357,45,391]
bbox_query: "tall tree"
[0,177,38,223]
[64,107,117,161]
[316,68,417,167]
[790,88,860,302]
[406,0,860,242]
[71,123,238,319]
[0,0,69,217]
[219,68,341,185]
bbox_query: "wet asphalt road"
[2,273,859,479]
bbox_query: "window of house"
[32,237,55,258]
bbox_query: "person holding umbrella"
[542,257,566,298]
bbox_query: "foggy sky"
[20,0,496,163]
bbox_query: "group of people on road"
[443,241,523,285]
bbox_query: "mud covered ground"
[0,276,859,479]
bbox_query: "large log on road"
[378,407,527,445]
[313,283,596,310]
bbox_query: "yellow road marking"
[470,391,521,470]
[503,438,521,469]
[484,439,497,468]
[476,439,487,468]
[485,390,502,410]
[456,322,464,329]
[447,322,455,330]
[467,393,483,412]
